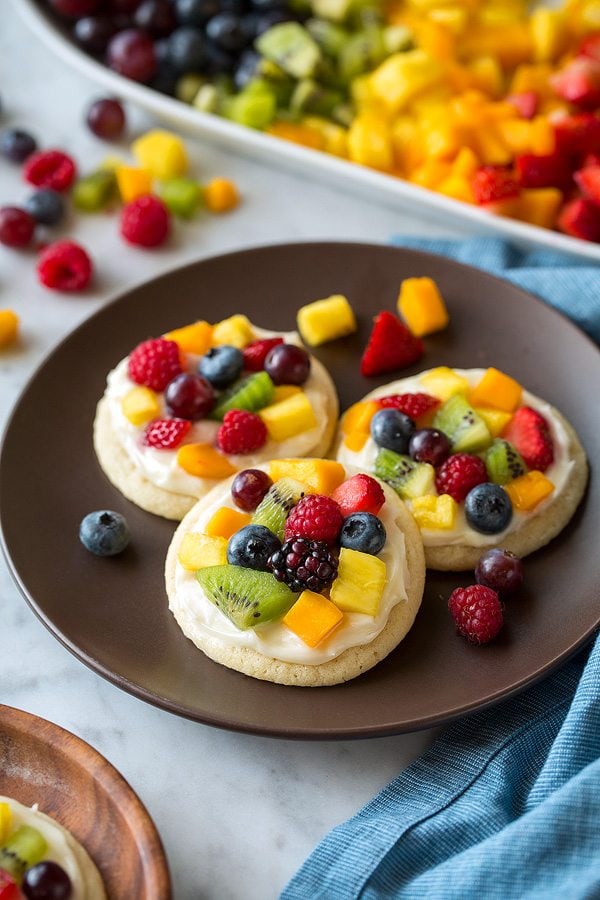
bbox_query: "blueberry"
[25,189,65,226]
[205,12,248,52]
[339,512,386,555]
[175,0,220,26]
[167,26,207,71]
[199,345,244,388]
[0,128,37,163]
[203,40,236,75]
[227,524,281,570]
[464,484,513,535]
[234,48,261,88]
[79,510,130,556]
[370,409,415,454]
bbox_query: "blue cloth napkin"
[282,238,600,900]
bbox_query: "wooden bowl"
[0,705,171,899]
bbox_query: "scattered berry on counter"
[448,584,504,645]
[79,509,131,556]
[23,149,77,192]
[0,128,37,163]
[464,482,513,535]
[0,207,36,248]
[361,311,424,377]
[231,468,273,511]
[37,240,93,291]
[339,511,386,556]
[119,194,171,246]
[0,310,19,348]
[86,96,127,139]
[475,549,524,595]
[143,416,192,448]
[227,523,281,569]
[128,337,182,391]
[217,408,268,453]
[24,188,66,226]
[435,453,488,504]
[284,493,343,545]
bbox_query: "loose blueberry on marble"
[25,189,65,226]
[79,510,131,556]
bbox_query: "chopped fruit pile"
[0,800,73,898]
[341,366,558,535]
[179,462,390,647]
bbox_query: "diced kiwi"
[0,826,48,881]
[485,439,527,485]
[290,79,344,116]
[338,29,385,81]
[305,17,350,56]
[197,565,296,629]
[383,24,413,54]
[252,477,308,539]
[211,371,275,420]
[72,170,117,212]
[224,80,278,128]
[256,23,322,79]
[433,395,492,453]
[374,449,435,500]
[311,0,353,22]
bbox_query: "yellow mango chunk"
[344,432,369,452]
[297,294,357,346]
[259,392,317,442]
[516,189,562,229]
[469,368,522,413]
[204,178,240,213]
[474,407,513,438]
[419,367,469,401]
[177,533,228,571]
[177,444,237,479]
[0,309,19,347]
[212,314,255,349]
[505,471,555,511]
[283,590,343,648]
[437,174,475,203]
[205,506,251,539]
[132,129,188,180]
[269,459,345,495]
[267,121,324,150]
[341,400,379,434]
[0,802,12,844]
[164,320,213,355]
[272,385,301,403]
[397,277,449,338]
[411,494,457,530]
[330,548,387,617]
[121,386,160,426]
[115,166,153,203]
[369,51,443,113]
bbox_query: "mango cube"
[474,407,514,438]
[411,494,457,530]
[283,590,344,647]
[259,392,317,442]
[297,294,357,346]
[164,320,213,355]
[177,443,238,479]
[0,803,12,844]
[369,51,443,113]
[177,533,228,571]
[397,277,449,338]
[212,314,255,349]
[269,459,345,495]
[0,309,19,348]
[205,506,251,539]
[121,386,160,426]
[330,548,387,617]
[347,116,394,171]
[341,400,379,435]
[132,130,188,180]
[469,368,522,413]
[517,188,562,229]
[344,432,369,452]
[204,177,240,213]
[419,367,469,401]
[505,471,554,511]
[115,166,153,203]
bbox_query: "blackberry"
[268,537,337,593]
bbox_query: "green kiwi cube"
[252,477,308,539]
[485,439,527,485]
[211,371,275,420]
[374,449,434,500]
[433,395,492,454]
[197,565,296,629]
[0,826,48,880]
[256,23,322,79]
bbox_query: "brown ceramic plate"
[1,242,598,739]
[0,705,171,898]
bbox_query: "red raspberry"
[217,410,267,455]
[448,584,504,644]
[0,207,35,248]
[143,418,191,449]
[23,149,77,192]
[242,337,284,372]
[378,392,440,422]
[435,453,488,503]
[331,474,385,517]
[128,337,182,391]
[502,407,554,472]
[37,240,93,291]
[284,494,343,545]
[120,195,170,248]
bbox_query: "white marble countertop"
[0,7,473,898]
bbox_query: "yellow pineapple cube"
[259,392,317,442]
[283,590,343,647]
[121,386,160,426]
[369,51,443,113]
[347,116,394,171]
[330,548,387,617]
[177,533,228,571]
[131,129,188,180]
[0,802,12,844]
[530,8,567,62]
[212,314,255,349]
[269,459,345,495]
[474,407,513,438]
[411,494,457,530]
[297,294,357,346]
[419,367,469,401]
[272,385,301,403]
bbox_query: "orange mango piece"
[269,459,345,495]
[204,178,240,213]
[205,506,251,540]
[115,166,153,203]
[267,122,324,150]
[177,444,238,479]
[341,400,380,434]
[344,432,369,452]
[0,309,19,347]
[469,368,522,412]
[164,320,213,355]
[282,590,343,648]
[505,471,554,511]
[397,277,449,338]
[515,188,562,229]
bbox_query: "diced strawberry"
[242,337,284,372]
[360,311,424,377]
[554,114,600,157]
[0,871,19,900]
[472,166,520,205]
[515,152,572,190]
[550,58,600,110]
[578,32,600,64]
[582,152,600,167]
[378,392,440,422]
[502,407,554,472]
[331,473,385,517]
[574,164,600,204]
[507,91,539,120]
[558,197,600,241]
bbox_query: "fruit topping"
[212,314,255,349]
[0,826,47,883]
[205,506,251,539]
[411,494,457,530]
[574,164,600,205]
[284,493,343,545]
[242,337,284,372]
[121,387,161,426]
[419,367,469,401]
[339,512,386,555]
[143,417,192,449]
[252,476,307,539]
[164,320,213,355]
[435,453,488,503]
[165,372,215,419]
[128,337,182,392]
[227,523,281,569]
[469,368,522,413]
[120,195,171,247]
[24,189,65,226]
[464,483,513,535]
[22,861,72,900]
[0,207,35,248]
[408,428,451,467]
[0,129,37,163]
[269,458,345,495]
[282,590,344,647]
[378,392,440,422]
[231,468,273,512]
[448,584,503,645]
[269,537,338,593]
[199,345,244,389]
[504,470,555,511]
[397,277,449,338]
[475,548,524,595]
[330,547,387,617]
[0,870,18,900]
[341,400,379,435]
[558,197,600,243]
[473,407,513,438]
[484,438,526,485]
[23,150,77,192]
[433,395,491,453]
[177,443,237,478]
[296,294,357,346]
[472,165,520,205]
[217,409,268,454]
[370,408,416,454]
[178,532,228,570]
[37,240,93,291]
[331,473,385,517]
[196,565,296,629]
[258,391,317,442]
[212,371,275,419]
[264,343,311,386]
[360,311,424,377]
[502,406,554,472]
[86,97,126,140]
[79,510,131,556]
[374,448,435,500]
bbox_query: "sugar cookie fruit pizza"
[165,458,425,686]
[94,315,338,520]
[335,366,588,571]
[0,796,106,899]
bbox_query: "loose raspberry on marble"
[242,337,284,372]
[217,409,267,455]
[128,337,182,391]
[448,584,504,644]
[284,494,343,545]
[37,240,93,291]
[23,149,77,192]
[435,453,488,503]
[143,417,191,449]
[120,195,170,247]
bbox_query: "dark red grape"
[73,16,117,53]
[231,469,273,511]
[49,0,101,16]
[165,373,215,419]
[0,207,35,248]
[134,0,177,36]
[408,428,451,467]
[475,549,524,595]
[264,344,310,385]
[107,29,157,82]
[108,0,142,12]
[86,97,126,139]
[22,861,72,900]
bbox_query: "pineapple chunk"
[330,548,387,617]
[272,385,301,403]
[121,386,160,426]
[269,459,345,495]
[178,533,228,571]
[474,407,513,438]
[419,367,469,401]
[411,494,457,530]
[297,294,357,346]
[283,590,343,647]
[0,802,12,844]
[212,314,255,349]
[369,50,443,113]
[132,129,188,180]
[259,392,317,442]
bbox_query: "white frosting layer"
[171,468,409,665]
[336,369,574,548]
[104,328,333,497]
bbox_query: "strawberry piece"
[217,409,267,454]
[558,197,600,241]
[502,407,554,472]
[578,33,600,64]
[582,152,600,167]
[331,473,385,517]
[515,152,572,190]
[507,91,539,120]
[0,870,19,900]
[143,417,191,449]
[378,391,440,422]
[554,114,600,157]
[242,337,283,372]
[574,164,600,204]
[128,337,182,391]
[551,58,600,110]
[472,166,520,205]
[360,311,424,377]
